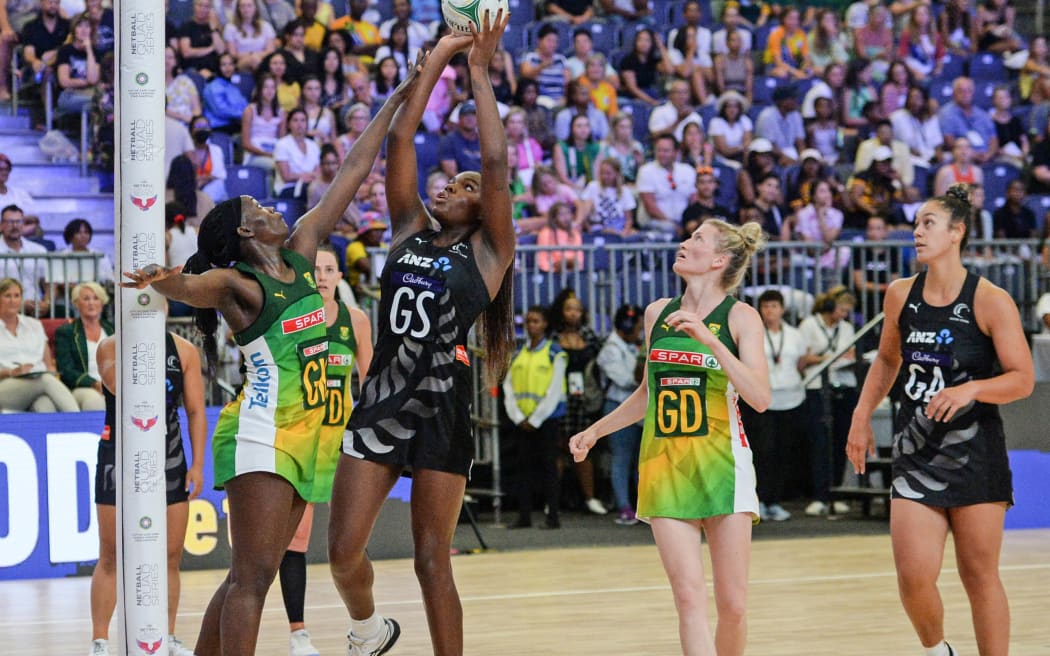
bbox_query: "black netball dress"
[343,230,492,476]
[96,332,188,506]
[892,271,1013,507]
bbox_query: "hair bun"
[944,183,972,206]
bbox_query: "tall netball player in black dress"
[847,185,1033,656]
[327,12,515,656]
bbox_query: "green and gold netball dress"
[638,295,759,521]
[212,248,330,502]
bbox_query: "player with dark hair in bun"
[121,53,427,656]
[847,184,1034,656]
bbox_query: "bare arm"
[286,54,426,263]
[569,299,666,460]
[387,38,471,242]
[121,265,262,334]
[97,336,116,393]
[175,334,207,499]
[847,276,909,473]
[349,305,372,378]
[925,281,1034,422]
[467,11,516,295]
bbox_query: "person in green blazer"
[54,281,113,411]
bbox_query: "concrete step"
[3,144,60,164]
[34,195,113,223]
[9,162,85,182]
[0,132,42,148]
[13,172,99,195]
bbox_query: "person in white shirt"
[0,153,37,220]
[273,107,321,198]
[0,204,49,315]
[712,2,752,55]
[378,0,429,54]
[648,78,704,142]
[743,289,808,521]
[636,134,697,237]
[797,286,858,517]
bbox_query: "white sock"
[924,640,951,656]
[351,613,382,640]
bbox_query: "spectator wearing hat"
[708,90,752,167]
[737,137,777,207]
[844,145,903,229]
[0,154,37,220]
[438,100,482,178]
[345,215,386,298]
[855,119,915,188]
[648,78,704,142]
[520,24,570,106]
[937,77,999,165]
[636,134,696,237]
[754,85,805,165]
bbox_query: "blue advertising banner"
[0,408,415,581]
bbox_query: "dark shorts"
[95,441,189,506]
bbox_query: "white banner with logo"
[116,1,169,653]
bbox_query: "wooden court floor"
[3,529,1048,655]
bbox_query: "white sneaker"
[89,639,111,656]
[290,629,320,656]
[169,635,196,656]
[348,617,400,656]
[766,504,791,521]
[805,501,829,516]
[759,502,770,521]
[833,501,851,514]
[585,498,608,515]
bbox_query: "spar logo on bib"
[660,376,703,387]
[282,308,325,334]
[650,349,721,370]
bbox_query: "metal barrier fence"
[0,251,110,317]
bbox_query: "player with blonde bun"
[571,219,770,656]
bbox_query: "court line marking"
[3,562,1048,627]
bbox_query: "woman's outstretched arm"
[288,50,428,262]
[386,34,473,242]
[467,10,516,294]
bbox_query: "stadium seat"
[753,22,778,53]
[582,231,623,272]
[712,163,738,214]
[1023,194,1050,233]
[928,76,955,106]
[210,131,235,167]
[414,131,442,196]
[752,75,781,106]
[501,23,530,54]
[939,52,967,79]
[618,22,651,51]
[698,103,717,128]
[973,80,997,110]
[225,165,269,200]
[912,164,931,196]
[268,198,307,228]
[619,98,653,145]
[981,163,1021,212]
[970,53,1006,81]
[230,72,254,103]
[586,21,618,54]
[507,0,535,25]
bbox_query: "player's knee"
[413,547,452,583]
[956,556,1000,590]
[715,595,747,625]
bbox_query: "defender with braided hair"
[121,52,429,656]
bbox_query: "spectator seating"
[712,162,739,213]
[973,79,997,110]
[230,72,255,105]
[587,21,619,54]
[970,53,1006,81]
[225,165,269,200]
[268,198,307,228]
[618,22,650,50]
[753,21,778,53]
[619,98,653,144]
[501,25,530,56]
[507,0,535,26]
[982,163,1022,212]
[940,52,967,79]
[413,131,442,196]
[210,131,235,167]
[1024,194,1050,233]
[752,75,781,106]
[929,75,955,106]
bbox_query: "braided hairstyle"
[933,183,974,251]
[183,197,244,373]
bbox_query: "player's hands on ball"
[569,429,597,462]
[435,31,473,56]
[121,264,183,289]
[925,383,976,423]
[665,309,717,347]
[467,9,509,68]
